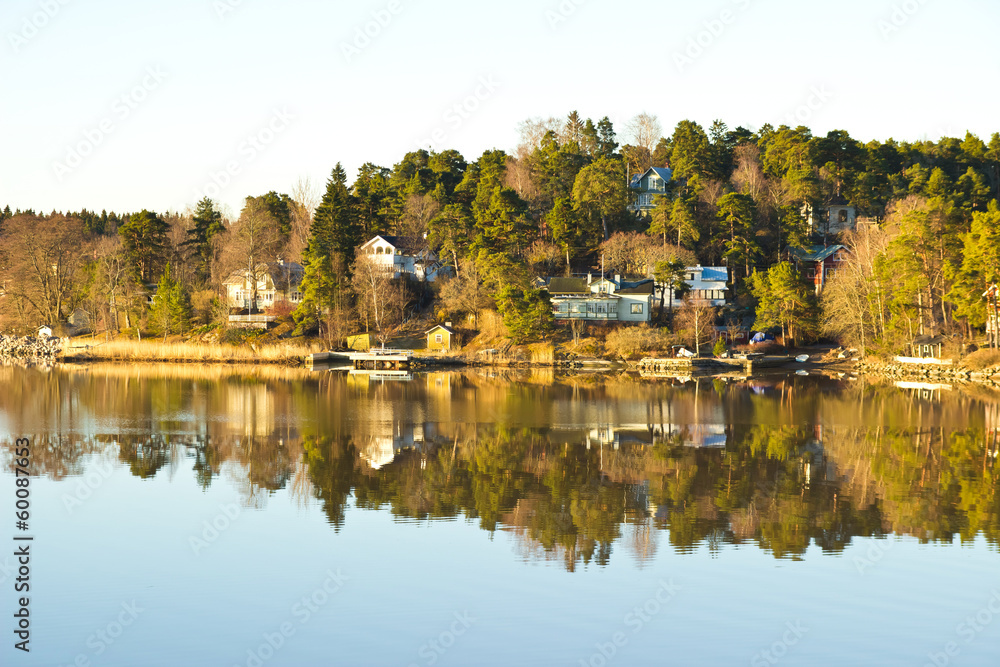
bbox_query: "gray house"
[628,167,673,212]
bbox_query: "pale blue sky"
[2,0,996,217]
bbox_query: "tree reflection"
[2,367,999,570]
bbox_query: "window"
[838,209,848,224]
[376,247,384,254]
[435,334,443,344]
[577,304,588,313]
[609,303,617,314]
[556,302,569,313]
[649,176,659,191]
[631,303,643,314]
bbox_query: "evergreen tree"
[119,209,170,282]
[294,164,359,332]
[186,197,225,284]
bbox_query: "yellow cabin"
[426,324,455,352]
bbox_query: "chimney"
[614,273,621,284]
[445,321,452,328]
[587,272,592,285]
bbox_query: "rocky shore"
[0,334,63,366]
[855,358,1000,386]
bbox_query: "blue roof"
[630,167,673,190]
[697,266,728,282]
[649,167,672,181]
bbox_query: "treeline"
[3,112,1000,350]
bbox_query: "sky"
[1,0,997,218]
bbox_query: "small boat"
[795,354,809,363]
[796,370,809,376]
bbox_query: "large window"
[631,303,643,314]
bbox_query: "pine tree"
[294,164,359,333]
[119,209,170,282]
[186,197,225,284]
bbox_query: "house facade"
[628,167,673,212]
[359,235,448,282]
[426,324,455,352]
[546,275,654,323]
[787,245,850,295]
[223,260,304,310]
[655,265,729,310]
[801,197,857,236]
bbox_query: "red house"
[787,245,850,295]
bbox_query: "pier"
[308,348,413,370]
[638,355,793,375]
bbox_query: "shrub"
[604,324,670,360]
[962,348,1000,371]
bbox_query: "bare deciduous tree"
[674,296,718,355]
[0,214,87,331]
[218,199,283,311]
[624,112,663,154]
[352,254,406,346]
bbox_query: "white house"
[546,275,654,323]
[801,196,857,236]
[655,266,728,309]
[358,235,448,282]
[223,260,304,310]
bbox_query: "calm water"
[1,364,999,667]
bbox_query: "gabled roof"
[788,245,849,263]
[629,167,673,189]
[426,324,455,335]
[547,277,590,294]
[223,262,304,287]
[361,234,425,254]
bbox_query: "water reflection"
[2,364,998,570]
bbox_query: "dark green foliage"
[496,285,553,344]
[119,209,170,283]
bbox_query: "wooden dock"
[308,348,413,370]
[638,355,793,374]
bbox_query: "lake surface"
[1,364,999,666]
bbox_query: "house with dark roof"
[786,245,850,295]
[628,167,673,212]
[544,274,654,323]
[358,234,448,282]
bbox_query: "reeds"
[60,339,323,365]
